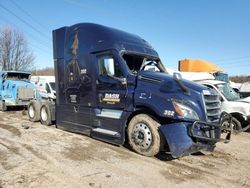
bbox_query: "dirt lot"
[0,111,249,188]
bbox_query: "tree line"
[230,76,250,83]
[0,27,34,71]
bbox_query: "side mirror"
[173,72,182,81]
[104,58,115,76]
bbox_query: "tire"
[40,104,52,126]
[0,101,7,111]
[231,117,242,131]
[222,116,242,133]
[127,114,164,157]
[28,101,40,122]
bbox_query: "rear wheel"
[28,101,40,122]
[127,114,164,157]
[40,104,52,126]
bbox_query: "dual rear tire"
[28,101,52,126]
[40,104,52,126]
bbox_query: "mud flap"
[160,123,211,158]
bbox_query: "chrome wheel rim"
[29,105,35,118]
[132,123,152,150]
[41,107,48,122]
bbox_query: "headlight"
[173,101,199,120]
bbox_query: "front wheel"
[231,117,242,131]
[222,116,242,133]
[127,114,164,157]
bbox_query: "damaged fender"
[160,122,215,158]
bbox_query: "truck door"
[91,51,128,144]
[96,52,127,109]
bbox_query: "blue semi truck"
[0,71,38,111]
[28,23,231,158]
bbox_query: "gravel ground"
[0,111,249,188]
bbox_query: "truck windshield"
[214,72,229,82]
[122,53,166,74]
[6,73,30,81]
[216,83,240,101]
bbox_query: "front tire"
[127,114,164,157]
[231,117,242,131]
[222,116,242,133]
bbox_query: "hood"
[138,71,208,93]
[236,96,250,103]
[222,100,250,116]
[4,79,35,89]
[135,70,214,122]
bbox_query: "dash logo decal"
[102,93,120,103]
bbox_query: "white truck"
[238,82,250,98]
[171,70,250,132]
[30,76,56,100]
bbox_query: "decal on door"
[101,93,120,104]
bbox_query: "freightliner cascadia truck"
[28,23,231,158]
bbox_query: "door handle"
[99,94,103,102]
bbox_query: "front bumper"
[4,99,31,107]
[159,113,232,158]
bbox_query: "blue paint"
[52,23,226,157]
[0,71,39,109]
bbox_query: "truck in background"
[172,69,250,132]
[238,82,250,98]
[178,59,230,82]
[197,79,250,132]
[178,59,243,91]
[30,76,56,100]
[0,71,38,111]
[28,23,231,158]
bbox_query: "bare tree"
[0,27,35,71]
[32,67,54,76]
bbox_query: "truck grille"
[203,90,221,123]
[17,87,34,100]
